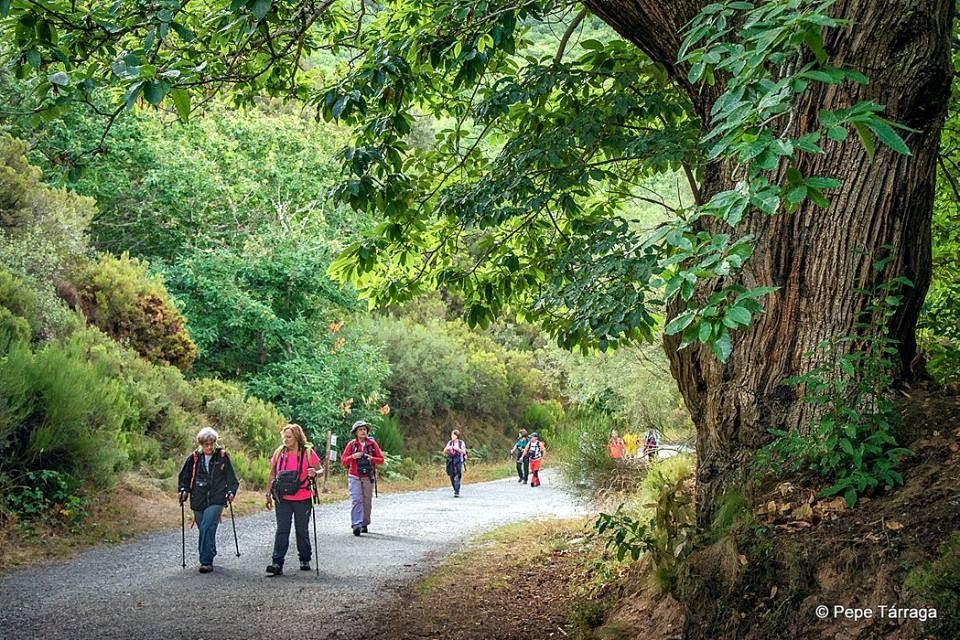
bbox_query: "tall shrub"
[0,341,128,488]
[71,253,197,370]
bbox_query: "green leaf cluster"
[758,259,914,507]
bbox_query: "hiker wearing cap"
[177,427,239,573]
[265,423,323,576]
[511,429,530,484]
[340,420,384,536]
[443,429,467,497]
[521,432,546,487]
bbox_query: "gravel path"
[0,472,586,640]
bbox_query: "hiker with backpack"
[443,430,467,497]
[511,429,530,484]
[642,428,662,461]
[521,432,546,487]
[177,427,239,573]
[341,420,384,536]
[265,423,323,576]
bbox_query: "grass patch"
[367,517,596,640]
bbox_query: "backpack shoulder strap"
[271,445,285,473]
[188,450,200,491]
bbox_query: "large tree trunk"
[586,0,951,519]
[584,0,953,634]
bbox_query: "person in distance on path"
[522,432,546,487]
[511,429,530,484]
[443,429,467,497]
[623,431,639,461]
[265,424,322,576]
[177,427,239,574]
[341,420,384,536]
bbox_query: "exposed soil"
[679,385,960,640]
[357,519,599,640]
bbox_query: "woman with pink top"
[265,423,322,576]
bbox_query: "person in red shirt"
[340,420,384,536]
[607,430,626,460]
[265,424,322,576]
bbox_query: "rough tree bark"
[584,1,953,632]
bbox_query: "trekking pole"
[229,499,240,557]
[180,499,186,569]
[311,478,320,577]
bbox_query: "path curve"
[0,472,586,640]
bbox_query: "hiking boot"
[517,477,523,483]
[361,526,368,533]
[266,564,283,576]
[353,527,361,536]
[454,492,460,498]
[300,562,311,571]
[198,565,212,574]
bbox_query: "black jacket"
[177,447,240,512]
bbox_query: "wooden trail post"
[322,430,332,493]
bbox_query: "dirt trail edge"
[0,471,586,640]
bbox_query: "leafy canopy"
[3,0,912,359]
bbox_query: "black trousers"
[516,458,529,481]
[446,459,463,494]
[272,497,312,566]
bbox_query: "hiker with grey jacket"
[177,427,239,574]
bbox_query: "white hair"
[196,427,219,443]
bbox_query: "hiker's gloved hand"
[178,491,188,505]
[226,493,235,504]
[307,467,318,478]
[351,451,363,460]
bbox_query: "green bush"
[464,350,511,418]
[906,533,960,640]
[245,333,388,443]
[759,272,912,507]
[71,253,197,370]
[0,268,39,341]
[556,409,630,491]
[230,452,271,489]
[3,469,86,525]
[123,432,163,468]
[467,444,490,463]
[372,415,405,455]
[559,341,692,441]
[194,378,284,457]
[398,456,418,480]
[522,401,562,434]
[365,317,470,417]
[595,455,695,595]
[0,135,94,284]
[0,341,129,488]
[0,306,31,354]
[62,326,194,453]
[366,315,556,432]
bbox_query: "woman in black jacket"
[177,427,239,573]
